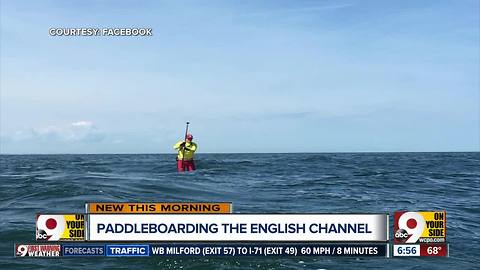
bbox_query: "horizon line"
[0,150,479,155]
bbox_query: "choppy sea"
[1,152,479,269]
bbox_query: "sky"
[0,0,479,154]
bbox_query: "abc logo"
[36,229,49,240]
[36,215,65,241]
[394,229,409,243]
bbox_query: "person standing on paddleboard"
[173,133,197,172]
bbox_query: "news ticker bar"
[15,243,389,257]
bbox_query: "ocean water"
[1,152,479,269]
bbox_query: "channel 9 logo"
[15,244,61,257]
[16,245,30,257]
[394,211,446,244]
[36,214,85,241]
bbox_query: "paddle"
[181,122,190,171]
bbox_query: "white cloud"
[9,120,105,143]
[71,120,93,127]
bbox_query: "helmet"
[186,134,193,140]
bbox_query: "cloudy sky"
[1,0,479,154]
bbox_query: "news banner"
[15,202,448,258]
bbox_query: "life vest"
[173,140,197,160]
